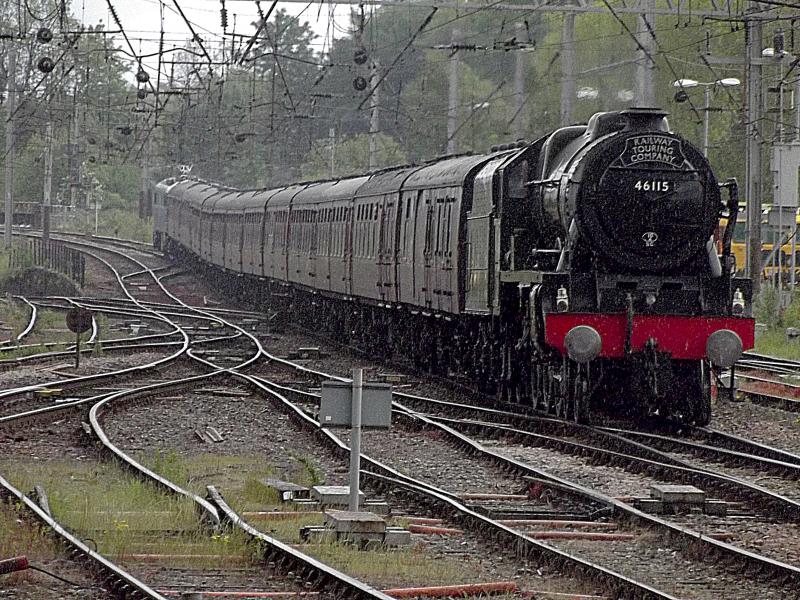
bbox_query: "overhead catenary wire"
[357,7,438,111]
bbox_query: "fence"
[10,237,85,288]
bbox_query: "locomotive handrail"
[720,178,739,267]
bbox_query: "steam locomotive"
[153,108,754,425]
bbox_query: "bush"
[755,286,782,329]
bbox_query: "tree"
[300,132,407,179]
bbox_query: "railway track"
[1,236,397,599]
[234,330,797,596]
[4,233,799,599]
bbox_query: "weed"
[290,453,324,487]
[242,478,281,505]
[149,448,190,485]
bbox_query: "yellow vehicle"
[724,207,800,280]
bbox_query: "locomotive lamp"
[672,78,741,157]
[732,288,746,316]
[556,286,569,312]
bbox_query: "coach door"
[378,194,396,302]
[422,192,435,308]
[344,206,353,296]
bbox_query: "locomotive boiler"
[153,107,754,425]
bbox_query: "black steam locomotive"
[153,108,754,424]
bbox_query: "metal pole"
[4,48,17,250]
[560,13,575,127]
[43,121,53,247]
[349,367,362,512]
[795,64,800,141]
[745,11,763,294]
[446,29,460,155]
[703,86,711,157]
[776,59,785,296]
[794,61,800,290]
[777,59,785,142]
[778,207,783,297]
[75,329,80,370]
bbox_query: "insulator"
[221,8,229,29]
[353,76,367,91]
[37,57,55,73]
[36,27,53,43]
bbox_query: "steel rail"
[0,391,114,429]
[694,426,800,466]
[432,414,800,521]
[601,427,800,475]
[735,372,800,391]
[62,295,267,319]
[0,246,191,401]
[87,372,224,527]
[28,298,223,337]
[53,237,262,362]
[239,354,800,589]
[0,296,38,348]
[0,474,168,600]
[0,341,185,373]
[232,371,679,600]
[736,386,800,412]
[206,486,396,600]
[742,351,800,370]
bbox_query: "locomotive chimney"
[620,107,670,132]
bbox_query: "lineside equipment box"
[319,380,392,428]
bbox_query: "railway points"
[1,231,798,599]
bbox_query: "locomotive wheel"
[692,361,712,426]
[572,370,588,424]
[533,362,547,411]
[672,360,712,425]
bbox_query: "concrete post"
[43,121,53,246]
[446,29,460,155]
[4,48,17,249]
[560,14,575,127]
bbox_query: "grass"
[301,541,472,586]
[128,450,481,584]
[137,450,328,512]
[0,298,29,341]
[0,458,252,565]
[0,342,69,360]
[0,504,56,559]
[754,329,800,360]
[754,287,800,359]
